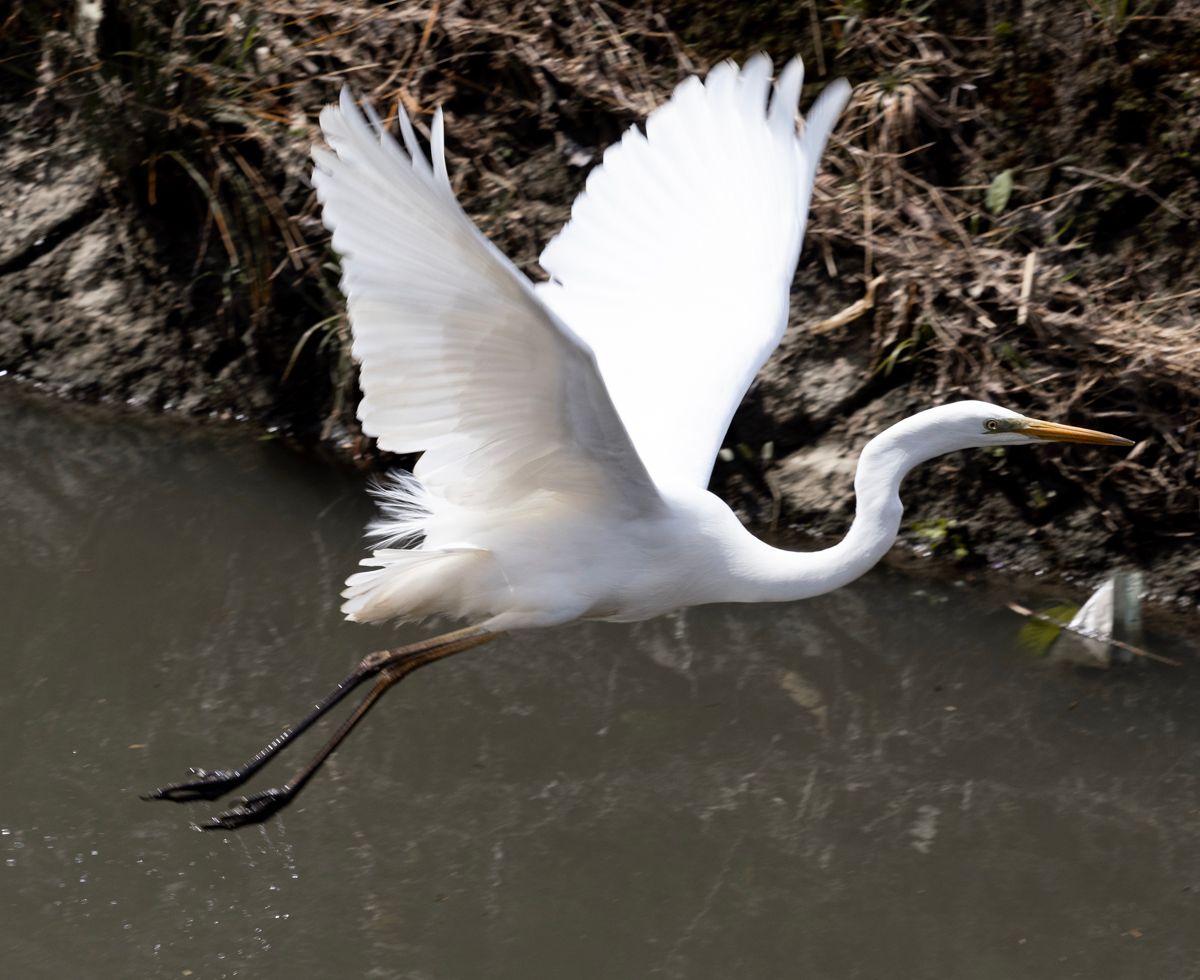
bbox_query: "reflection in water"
[1,388,1198,980]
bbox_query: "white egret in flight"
[149,55,1132,828]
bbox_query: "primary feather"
[537,55,850,487]
[314,91,656,509]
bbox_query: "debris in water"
[1008,571,1180,668]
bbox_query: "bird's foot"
[143,767,248,803]
[199,787,292,831]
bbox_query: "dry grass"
[796,14,1199,533]
[26,0,691,435]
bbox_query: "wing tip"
[801,76,852,151]
[769,56,806,132]
[744,51,773,74]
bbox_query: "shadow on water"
[1,388,1198,979]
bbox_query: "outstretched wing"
[536,56,850,488]
[313,90,661,516]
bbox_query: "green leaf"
[1017,604,1080,656]
[986,169,1014,216]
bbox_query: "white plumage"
[146,56,1135,830]
[538,58,849,488]
[312,56,1130,633]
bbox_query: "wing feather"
[313,90,660,515]
[536,56,850,488]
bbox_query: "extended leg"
[145,625,495,825]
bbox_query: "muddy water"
[1,389,1197,980]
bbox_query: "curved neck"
[725,422,935,604]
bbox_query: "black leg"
[145,625,494,825]
[144,660,381,803]
[200,663,409,829]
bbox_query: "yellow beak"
[1019,417,1134,446]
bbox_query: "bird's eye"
[984,419,1000,432]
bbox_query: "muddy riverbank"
[1,1,1197,605]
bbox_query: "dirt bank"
[1,1,1197,606]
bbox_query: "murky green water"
[2,389,1197,979]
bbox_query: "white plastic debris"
[1053,571,1145,668]
[1009,571,1176,668]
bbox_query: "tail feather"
[341,546,494,623]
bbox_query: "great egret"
[149,55,1132,829]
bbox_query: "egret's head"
[886,400,1134,462]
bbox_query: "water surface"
[1,390,1197,979]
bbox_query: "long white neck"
[721,416,946,604]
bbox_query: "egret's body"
[151,55,1132,828]
[342,403,1070,630]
